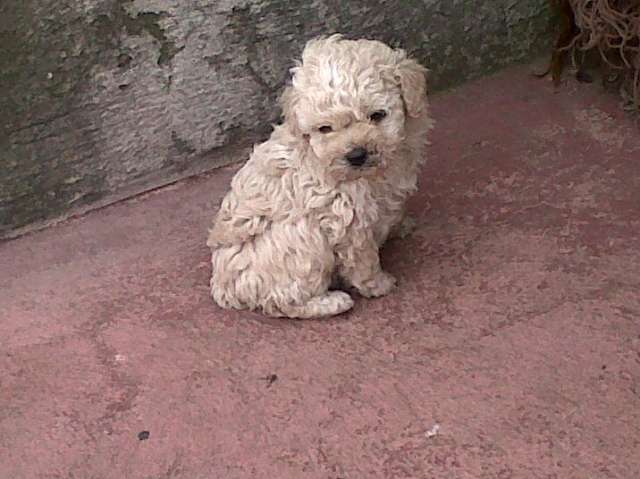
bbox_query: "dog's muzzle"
[345,147,368,167]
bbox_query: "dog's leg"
[279,291,354,319]
[337,235,396,298]
[376,203,417,244]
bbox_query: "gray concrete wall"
[0,0,552,239]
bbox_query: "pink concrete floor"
[2,64,640,479]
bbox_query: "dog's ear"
[394,55,428,118]
[279,85,303,137]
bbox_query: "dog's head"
[280,34,428,182]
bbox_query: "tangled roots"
[549,0,640,109]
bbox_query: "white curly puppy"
[207,34,433,318]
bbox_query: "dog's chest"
[338,181,380,228]
[311,182,375,246]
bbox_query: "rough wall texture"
[0,0,552,239]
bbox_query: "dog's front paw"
[357,271,397,298]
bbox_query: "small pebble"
[263,374,278,387]
[138,430,150,441]
[425,424,440,438]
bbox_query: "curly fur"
[207,34,433,318]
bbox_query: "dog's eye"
[318,125,333,134]
[369,110,387,123]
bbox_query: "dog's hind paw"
[389,215,417,240]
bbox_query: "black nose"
[345,147,368,166]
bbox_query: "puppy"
[207,34,433,318]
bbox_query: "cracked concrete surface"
[1,64,640,478]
